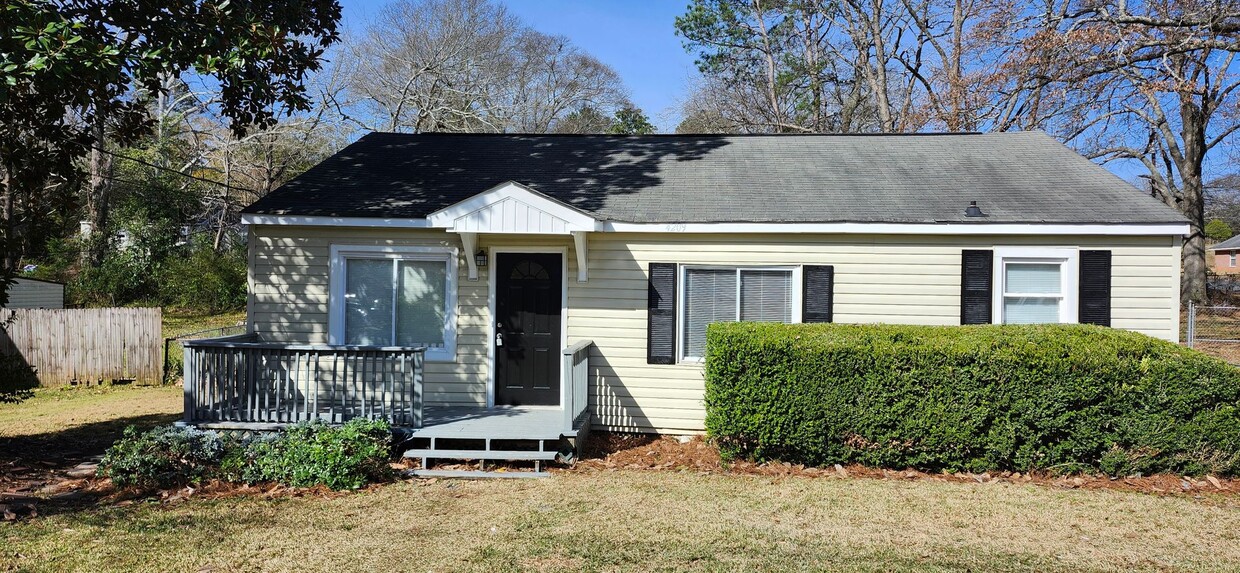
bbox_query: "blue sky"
[336,0,699,132]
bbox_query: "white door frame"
[486,246,569,408]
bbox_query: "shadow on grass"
[1,412,180,516]
[0,353,39,405]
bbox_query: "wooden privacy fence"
[0,307,162,386]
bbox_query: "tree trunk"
[85,118,112,265]
[1179,96,1209,305]
[1,163,13,272]
[1181,186,1207,305]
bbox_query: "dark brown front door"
[495,252,562,406]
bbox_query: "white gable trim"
[425,181,597,234]
[241,213,1188,237]
[600,221,1190,236]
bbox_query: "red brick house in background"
[1210,235,1240,275]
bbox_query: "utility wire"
[79,142,265,196]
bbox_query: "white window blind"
[343,257,449,346]
[682,267,794,359]
[344,259,394,345]
[1002,261,1062,324]
[396,260,447,347]
[683,268,736,359]
[740,269,792,323]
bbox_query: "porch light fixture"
[964,200,985,217]
[475,250,488,268]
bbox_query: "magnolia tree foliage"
[0,0,342,304]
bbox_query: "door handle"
[496,331,503,347]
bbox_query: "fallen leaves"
[571,432,1240,497]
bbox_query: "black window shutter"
[960,250,993,325]
[647,263,677,364]
[1079,250,1112,326]
[803,265,835,323]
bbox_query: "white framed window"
[328,245,457,361]
[992,247,1078,324]
[1230,253,1236,267]
[678,265,802,361]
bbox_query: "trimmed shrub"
[704,323,1240,476]
[99,425,226,488]
[242,419,394,489]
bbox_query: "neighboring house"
[1210,235,1240,275]
[182,131,1186,475]
[3,277,65,309]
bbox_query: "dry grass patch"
[3,470,1240,572]
[0,385,182,440]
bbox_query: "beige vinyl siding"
[250,225,1181,434]
[249,226,489,406]
[3,279,65,309]
[577,233,1180,434]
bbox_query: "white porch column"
[459,232,479,280]
[572,231,588,282]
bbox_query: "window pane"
[345,259,394,345]
[396,259,447,347]
[1005,263,1061,294]
[684,268,737,358]
[1003,296,1060,324]
[740,269,792,323]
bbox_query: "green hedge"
[704,323,1240,476]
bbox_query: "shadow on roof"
[249,134,733,218]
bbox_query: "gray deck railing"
[562,339,593,432]
[182,334,425,428]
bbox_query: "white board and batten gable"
[427,181,597,235]
[427,181,595,282]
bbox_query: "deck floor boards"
[410,406,568,440]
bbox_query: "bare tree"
[1022,0,1240,303]
[675,0,1031,133]
[340,0,630,133]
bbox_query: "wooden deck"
[402,406,590,478]
[413,406,576,440]
[182,334,596,478]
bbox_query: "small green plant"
[98,419,396,491]
[99,425,226,488]
[243,419,394,489]
[704,322,1240,477]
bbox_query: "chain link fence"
[1186,301,1240,364]
[163,322,247,382]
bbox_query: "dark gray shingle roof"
[243,131,1186,225]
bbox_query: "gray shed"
[4,277,65,309]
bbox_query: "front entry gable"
[426,181,597,234]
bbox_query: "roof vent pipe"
[964,201,985,217]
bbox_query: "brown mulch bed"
[6,431,1237,521]
[572,432,1240,497]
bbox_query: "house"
[3,277,65,309]
[182,131,1186,476]
[1210,235,1240,275]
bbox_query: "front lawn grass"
[3,386,1240,572]
[3,470,1240,572]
